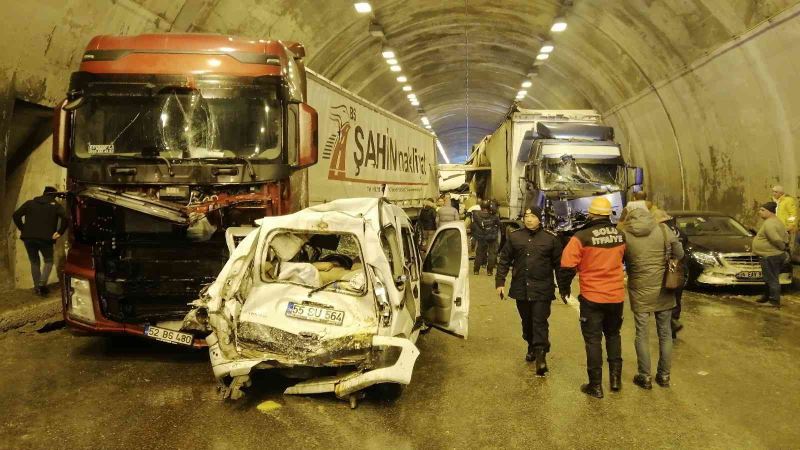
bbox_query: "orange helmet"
[588,197,612,216]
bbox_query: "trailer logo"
[322,104,427,185]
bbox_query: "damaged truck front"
[52,34,318,345]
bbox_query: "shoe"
[39,285,50,296]
[486,271,493,276]
[473,270,480,275]
[580,383,604,398]
[655,374,670,387]
[768,301,781,308]
[609,362,622,392]
[535,350,548,376]
[525,351,535,362]
[32,287,42,296]
[756,297,771,304]
[633,374,653,390]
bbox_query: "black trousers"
[579,296,623,383]
[474,239,498,273]
[22,239,54,288]
[515,299,552,353]
[760,254,784,304]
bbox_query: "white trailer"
[305,69,439,218]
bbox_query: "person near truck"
[417,198,438,251]
[12,186,68,296]
[471,200,501,276]
[436,194,460,226]
[771,185,798,262]
[495,207,570,376]
[753,201,789,307]
[464,198,483,257]
[560,197,626,399]
[622,208,684,390]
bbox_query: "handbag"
[659,224,684,289]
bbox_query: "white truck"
[305,69,440,218]
[468,109,643,234]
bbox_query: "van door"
[420,221,469,338]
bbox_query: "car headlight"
[373,278,392,327]
[68,276,96,324]
[692,251,719,267]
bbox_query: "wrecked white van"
[183,198,469,406]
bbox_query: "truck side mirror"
[287,103,318,169]
[52,98,72,167]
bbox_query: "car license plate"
[144,325,194,346]
[736,271,762,280]
[285,302,345,326]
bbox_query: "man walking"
[753,201,788,307]
[622,208,684,389]
[772,185,798,262]
[12,186,68,296]
[561,197,626,398]
[471,200,500,275]
[418,198,437,251]
[496,207,569,376]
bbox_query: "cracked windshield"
[540,144,623,191]
[73,85,282,160]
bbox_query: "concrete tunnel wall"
[0,0,799,286]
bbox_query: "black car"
[666,211,792,287]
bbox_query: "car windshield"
[260,231,367,296]
[539,156,623,191]
[676,216,751,236]
[73,84,282,161]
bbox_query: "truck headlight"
[68,277,96,324]
[692,251,719,267]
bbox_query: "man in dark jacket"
[12,187,67,296]
[561,197,626,399]
[472,200,501,275]
[418,198,437,251]
[496,207,570,376]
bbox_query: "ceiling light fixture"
[396,75,407,83]
[540,42,554,53]
[551,16,567,32]
[402,85,413,91]
[390,65,402,72]
[354,2,372,14]
[386,58,398,65]
[421,117,430,125]
[381,46,396,59]
[411,100,420,106]
[369,22,385,37]
[536,53,550,60]
[522,80,532,88]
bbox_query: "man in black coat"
[12,186,68,296]
[471,200,501,275]
[495,207,571,375]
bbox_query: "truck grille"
[720,253,761,269]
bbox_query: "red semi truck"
[52,34,318,346]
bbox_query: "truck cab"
[53,34,318,344]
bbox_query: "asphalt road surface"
[1,274,799,449]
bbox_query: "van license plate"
[736,271,762,280]
[144,325,194,346]
[285,302,345,326]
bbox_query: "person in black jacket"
[12,187,67,296]
[471,200,501,275]
[495,207,571,375]
[417,198,438,251]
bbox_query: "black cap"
[761,201,777,214]
[43,186,57,195]
[523,206,542,220]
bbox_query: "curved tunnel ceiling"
[190,0,798,164]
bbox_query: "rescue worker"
[771,185,798,262]
[496,207,570,376]
[471,200,501,275]
[561,197,626,398]
[12,186,68,296]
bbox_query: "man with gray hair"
[771,185,798,262]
